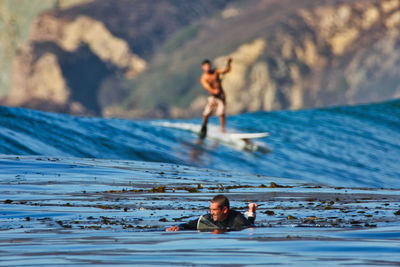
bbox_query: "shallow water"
[1,156,399,266]
[2,227,400,266]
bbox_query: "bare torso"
[201,71,225,99]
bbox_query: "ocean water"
[1,100,400,266]
[1,100,399,188]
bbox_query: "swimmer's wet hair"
[211,194,229,209]
[202,59,211,66]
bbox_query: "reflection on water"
[1,227,399,266]
[184,138,219,164]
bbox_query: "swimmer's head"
[210,195,229,222]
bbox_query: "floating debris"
[264,210,275,216]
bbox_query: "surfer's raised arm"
[216,57,232,75]
[166,195,257,232]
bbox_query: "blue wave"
[1,100,399,188]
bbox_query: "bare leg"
[202,115,208,127]
[200,115,208,139]
[219,115,226,133]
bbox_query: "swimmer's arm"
[166,219,198,232]
[216,57,232,75]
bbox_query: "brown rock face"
[4,0,230,115]
[100,0,400,118]
[3,0,400,118]
[188,0,400,116]
[6,14,146,115]
[160,0,398,118]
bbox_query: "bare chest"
[204,73,220,85]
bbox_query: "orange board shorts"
[203,96,225,117]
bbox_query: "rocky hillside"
[2,0,400,117]
[0,0,93,98]
[2,0,230,115]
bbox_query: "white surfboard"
[153,122,270,152]
[227,132,269,140]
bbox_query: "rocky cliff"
[7,13,147,114]
[0,0,93,98]
[216,0,400,114]
[2,0,400,117]
[2,0,230,115]
[123,0,400,117]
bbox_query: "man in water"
[166,194,257,231]
[199,57,232,138]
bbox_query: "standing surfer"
[199,57,232,138]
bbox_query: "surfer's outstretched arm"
[216,57,232,74]
[166,219,198,232]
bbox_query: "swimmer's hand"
[245,203,257,218]
[166,226,180,232]
[248,203,257,213]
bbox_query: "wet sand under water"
[1,156,399,266]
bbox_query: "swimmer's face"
[210,202,228,222]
